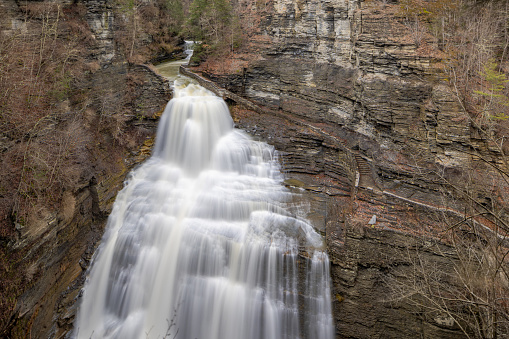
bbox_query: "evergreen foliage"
[186,0,233,45]
[162,0,185,35]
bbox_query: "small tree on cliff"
[474,60,509,122]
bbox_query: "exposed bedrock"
[221,87,471,338]
[189,0,509,337]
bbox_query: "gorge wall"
[191,0,509,337]
[206,0,474,194]
[13,63,170,339]
[0,0,171,337]
[1,0,507,337]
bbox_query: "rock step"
[353,153,379,190]
[354,154,372,175]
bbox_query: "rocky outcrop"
[327,217,466,339]
[84,0,116,64]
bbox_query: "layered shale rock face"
[193,0,508,337]
[84,0,116,64]
[214,0,472,188]
[202,0,480,218]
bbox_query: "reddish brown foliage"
[0,2,93,231]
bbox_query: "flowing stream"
[73,53,334,339]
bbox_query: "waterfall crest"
[73,79,334,339]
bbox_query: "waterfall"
[73,78,334,339]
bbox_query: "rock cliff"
[205,0,473,187]
[190,0,509,337]
[0,0,171,336]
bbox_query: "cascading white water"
[73,78,334,339]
